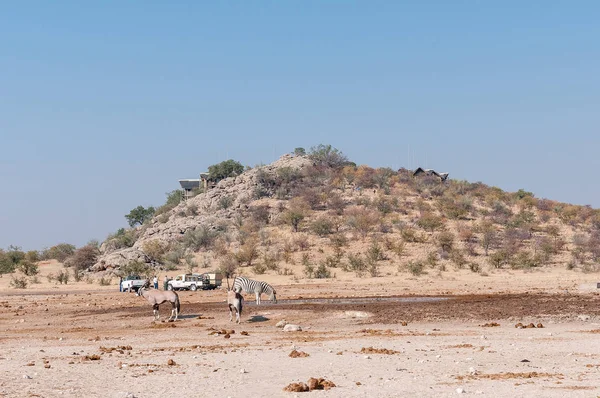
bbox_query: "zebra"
[232,276,277,305]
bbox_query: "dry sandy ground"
[1,265,600,398]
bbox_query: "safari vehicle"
[120,275,147,292]
[195,272,223,290]
[167,273,223,291]
[167,274,205,291]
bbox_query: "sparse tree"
[282,198,311,232]
[293,147,306,156]
[64,244,100,272]
[308,144,349,169]
[125,206,155,227]
[208,159,244,181]
[41,243,76,262]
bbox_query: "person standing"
[153,275,158,289]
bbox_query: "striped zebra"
[232,276,277,305]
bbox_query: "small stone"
[240,368,247,374]
[456,387,465,394]
[23,375,32,379]
[167,359,175,366]
[364,355,371,359]
[468,367,477,375]
[283,324,302,332]
[520,359,530,362]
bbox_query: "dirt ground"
[1,265,600,397]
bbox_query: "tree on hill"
[308,144,350,169]
[208,159,244,182]
[293,147,306,156]
[125,206,155,227]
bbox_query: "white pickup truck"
[120,275,147,292]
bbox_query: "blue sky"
[1,1,599,250]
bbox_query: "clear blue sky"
[1,1,599,250]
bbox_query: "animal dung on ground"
[289,350,310,358]
[283,378,336,392]
[240,331,249,336]
[307,378,336,391]
[401,321,408,326]
[481,322,500,327]
[83,354,101,361]
[167,359,176,366]
[283,382,308,392]
[515,322,544,329]
[224,334,231,339]
[360,346,400,355]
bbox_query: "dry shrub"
[293,234,311,251]
[416,212,444,233]
[64,244,99,272]
[406,260,425,276]
[141,240,169,263]
[344,206,380,238]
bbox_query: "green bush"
[407,261,425,276]
[56,269,70,284]
[208,159,244,181]
[41,244,76,262]
[218,196,234,210]
[311,216,334,237]
[9,275,28,289]
[17,260,39,276]
[314,263,332,278]
[98,276,112,286]
[105,229,137,250]
[0,250,16,276]
[346,253,367,275]
[181,225,218,251]
[119,261,152,279]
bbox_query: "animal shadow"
[248,315,270,323]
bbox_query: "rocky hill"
[94,152,600,280]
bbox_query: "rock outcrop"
[94,154,312,271]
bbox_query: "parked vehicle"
[167,274,204,291]
[166,273,223,291]
[121,275,147,292]
[196,272,223,290]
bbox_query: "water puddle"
[254,296,449,305]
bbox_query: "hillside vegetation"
[87,146,599,281]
